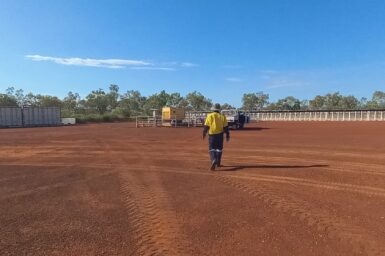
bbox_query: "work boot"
[216,151,223,167]
[210,160,216,171]
[209,150,216,162]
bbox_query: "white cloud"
[226,77,242,82]
[261,75,271,79]
[130,67,176,71]
[256,70,311,89]
[25,54,198,70]
[267,79,310,89]
[25,55,151,69]
[181,62,198,67]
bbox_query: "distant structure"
[0,106,61,128]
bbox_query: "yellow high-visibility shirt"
[204,112,228,135]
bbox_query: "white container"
[61,118,76,125]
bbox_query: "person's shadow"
[218,164,328,171]
[238,127,270,131]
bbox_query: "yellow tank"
[162,107,185,120]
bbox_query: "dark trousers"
[208,133,224,165]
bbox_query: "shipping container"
[0,107,23,127]
[22,107,61,126]
[162,107,185,120]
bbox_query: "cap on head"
[211,103,221,111]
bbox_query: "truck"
[221,109,250,129]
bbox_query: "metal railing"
[135,115,205,128]
[247,110,385,121]
[135,116,163,127]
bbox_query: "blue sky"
[1,0,385,107]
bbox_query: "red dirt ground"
[1,122,385,255]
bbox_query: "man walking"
[203,103,230,171]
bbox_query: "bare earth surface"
[1,122,385,255]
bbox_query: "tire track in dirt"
[113,164,385,255]
[120,166,385,199]
[3,160,384,199]
[2,152,385,177]
[103,150,385,177]
[213,173,385,256]
[230,172,385,198]
[102,139,190,256]
[119,170,188,255]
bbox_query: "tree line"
[1,86,384,121]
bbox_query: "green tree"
[1,87,18,106]
[15,89,26,106]
[300,100,309,110]
[339,95,359,109]
[143,90,171,114]
[85,89,109,114]
[35,95,62,107]
[120,90,146,116]
[168,93,184,107]
[358,97,367,109]
[371,91,385,108]
[221,103,235,110]
[177,98,190,110]
[242,92,269,111]
[0,94,18,106]
[323,92,344,110]
[61,92,81,117]
[63,92,80,113]
[185,91,212,111]
[309,95,325,110]
[272,96,301,110]
[23,93,38,106]
[107,84,120,110]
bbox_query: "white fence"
[248,110,385,121]
[135,116,163,127]
[135,115,204,128]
